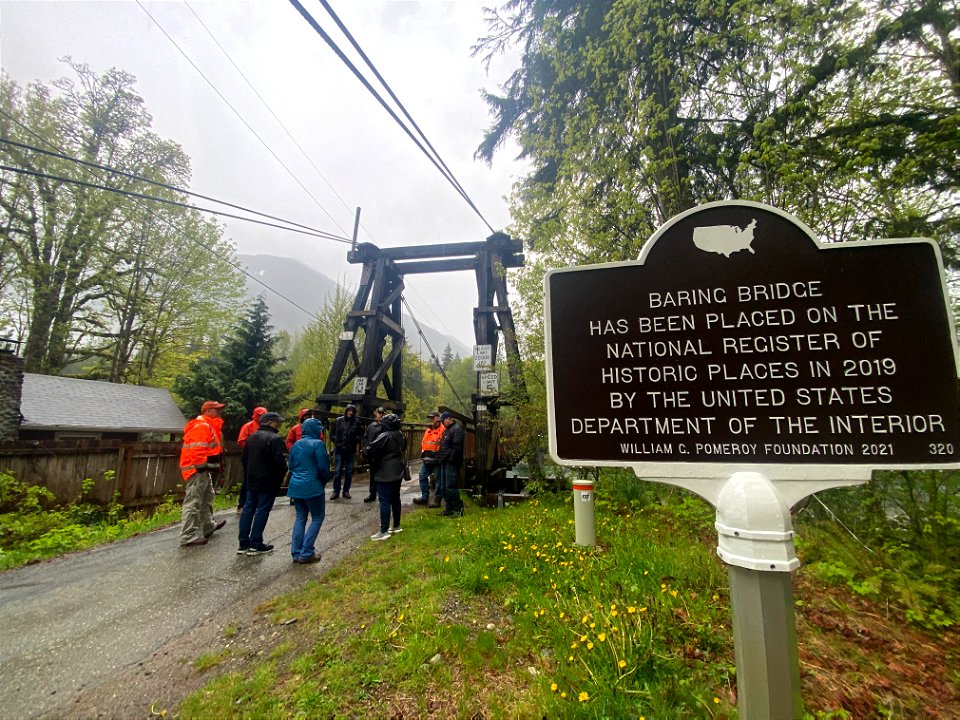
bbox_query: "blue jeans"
[333,449,355,494]
[291,495,326,560]
[441,463,463,513]
[377,481,401,533]
[418,461,437,500]
[238,491,275,548]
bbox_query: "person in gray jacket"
[363,413,406,541]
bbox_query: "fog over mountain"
[238,254,471,361]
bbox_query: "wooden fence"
[0,424,461,509]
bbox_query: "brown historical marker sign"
[545,202,960,478]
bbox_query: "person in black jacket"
[330,404,362,500]
[436,411,464,517]
[363,413,406,540]
[361,407,386,503]
[238,412,288,555]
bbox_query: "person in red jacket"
[178,400,228,546]
[236,406,267,512]
[285,408,314,451]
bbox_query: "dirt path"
[0,476,412,720]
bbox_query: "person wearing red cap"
[178,400,228,546]
[236,406,268,513]
[285,408,314,451]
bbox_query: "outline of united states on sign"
[692,219,758,257]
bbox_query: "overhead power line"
[136,0,349,236]
[0,163,347,243]
[0,115,326,324]
[288,0,498,235]
[0,134,350,243]
[181,0,373,242]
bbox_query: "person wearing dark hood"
[436,411,465,517]
[330,404,362,499]
[361,407,386,503]
[287,418,330,564]
[238,412,287,555]
[363,413,406,541]
[236,406,267,513]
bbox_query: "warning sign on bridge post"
[545,201,960,479]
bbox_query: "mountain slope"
[237,254,471,360]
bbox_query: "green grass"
[0,484,239,571]
[179,495,737,719]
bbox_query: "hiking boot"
[363,495,376,503]
[295,553,322,564]
[412,497,427,506]
[246,544,274,556]
[343,492,352,499]
[205,519,227,537]
[329,492,340,500]
[370,531,391,541]
[237,546,250,554]
[389,527,403,534]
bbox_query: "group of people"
[177,401,465,559]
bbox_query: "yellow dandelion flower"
[580,634,588,642]
[578,691,589,702]
[570,642,578,649]
[550,683,558,692]
[714,697,720,704]
[587,642,594,650]
[598,633,606,642]
[444,556,450,562]
[644,570,649,575]
[611,609,618,617]
[561,692,567,699]
[581,615,589,624]
[567,655,573,662]
[589,622,595,629]
[671,590,678,598]
[499,566,505,572]
[627,606,636,614]
[639,607,648,613]
[483,575,489,580]
[712,594,719,601]
[610,604,617,611]
[618,659,627,668]
[559,612,565,619]
[397,614,404,621]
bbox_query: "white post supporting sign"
[572,480,595,547]
[544,201,960,718]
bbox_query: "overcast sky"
[1,0,528,349]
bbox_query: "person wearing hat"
[362,413,407,540]
[238,411,288,555]
[236,406,268,513]
[414,411,444,507]
[361,407,387,503]
[435,411,465,517]
[178,400,228,546]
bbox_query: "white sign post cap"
[714,472,800,573]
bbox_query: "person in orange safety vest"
[413,410,445,507]
[178,400,228,546]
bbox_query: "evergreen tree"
[173,296,293,436]
[440,343,455,372]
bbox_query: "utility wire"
[0,134,350,243]
[316,0,470,202]
[401,296,470,413]
[136,0,348,236]
[0,115,325,323]
[288,0,497,235]
[181,0,371,241]
[0,164,345,242]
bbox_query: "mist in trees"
[0,60,243,384]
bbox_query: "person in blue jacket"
[287,418,330,564]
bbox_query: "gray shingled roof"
[19,374,188,433]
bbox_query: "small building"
[18,373,187,442]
